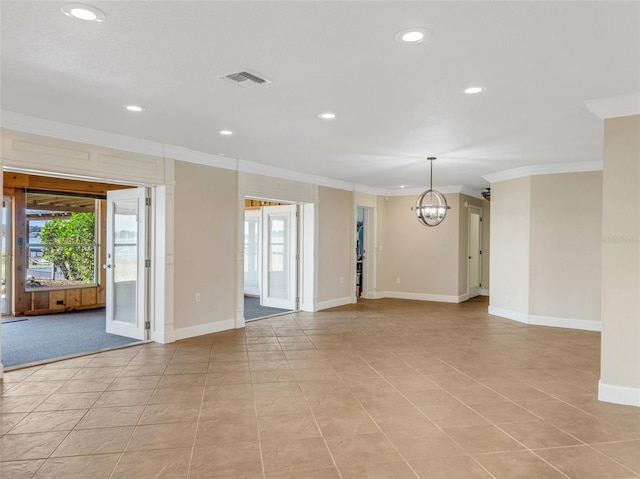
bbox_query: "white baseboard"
[480,289,490,296]
[459,293,470,302]
[301,301,315,312]
[488,306,529,323]
[529,314,601,332]
[488,306,602,332]
[173,319,235,341]
[151,329,175,344]
[362,291,384,300]
[599,380,640,407]
[313,296,353,312]
[382,291,462,303]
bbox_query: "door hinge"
[144,320,151,330]
[480,217,483,222]
[145,259,151,267]
[145,197,151,206]
[479,283,482,287]
[479,250,482,255]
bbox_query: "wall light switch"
[195,293,201,303]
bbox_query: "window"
[26,191,98,290]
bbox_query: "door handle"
[103,264,112,269]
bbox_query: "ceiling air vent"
[220,70,270,88]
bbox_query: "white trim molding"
[488,306,602,332]
[173,319,235,341]
[488,306,529,324]
[585,92,640,119]
[1,110,165,157]
[598,380,640,407]
[480,288,490,296]
[380,184,485,200]
[313,297,354,312]
[382,291,463,303]
[483,161,603,184]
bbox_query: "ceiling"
[1,1,639,192]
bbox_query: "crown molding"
[0,110,483,199]
[377,184,484,200]
[162,144,236,171]
[585,92,640,119]
[1,110,165,157]
[483,161,603,184]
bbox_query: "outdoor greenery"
[40,213,96,282]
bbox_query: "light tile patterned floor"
[1,297,639,478]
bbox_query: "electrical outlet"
[195,293,201,303]
[340,277,344,284]
[396,277,400,284]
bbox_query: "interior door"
[244,210,261,296]
[261,205,297,310]
[105,188,148,340]
[468,206,482,299]
[2,197,12,315]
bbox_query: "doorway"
[356,207,365,298]
[468,205,483,299]
[1,175,148,368]
[243,199,298,321]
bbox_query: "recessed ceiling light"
[61,3,105,22]
[395,28,431,44]
[123,105,144,112]
[464,86,486,94]
[219,130,233,135]
[318,112,336,119]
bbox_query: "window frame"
[25,190,101,292]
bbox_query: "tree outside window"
[26,192,98,289]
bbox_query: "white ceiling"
[1,1,639,192]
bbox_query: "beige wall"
[377,194,460,298]
[529,172,602,321]
[489,177,532,314]
[482,200,491,292]
[490,171,604,327]
[600,114,640,395]
[174,161,237,331]
[316,186,354,303]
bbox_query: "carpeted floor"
[244,296,291,320]
[1,308,141,368]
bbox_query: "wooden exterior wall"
[244,199,287,209]
[3,172,129,316]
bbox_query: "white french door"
[261,205,298,310]
[105,188,148,340]
[2,197,12,315]
[244,210,261,296]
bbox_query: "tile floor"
[1,297,639,478]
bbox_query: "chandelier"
[410,157,450,227]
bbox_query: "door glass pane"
[268,216,288,299]
[244,216,259,289]
[113,200,138,324]
[2,200,9,315]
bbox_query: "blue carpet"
[1,308,141,368]
[244,296,291,320]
